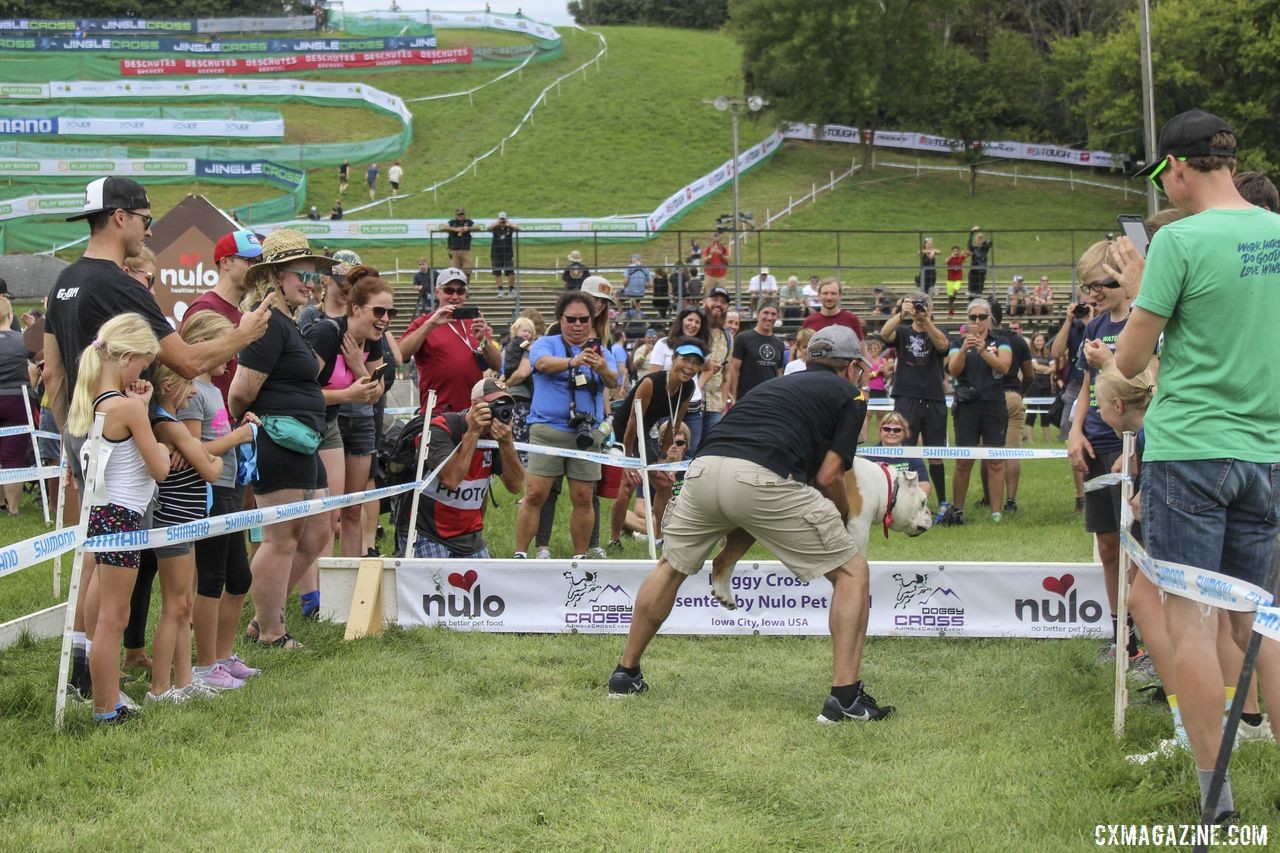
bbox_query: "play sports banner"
[783,122,1126,170]
[120,48,471,76]
[262,215,651,244]
[390,560,1109,638]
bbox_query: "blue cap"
[674,342,707,360]
[214,230,263,263]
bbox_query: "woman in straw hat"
[228,230,334,649]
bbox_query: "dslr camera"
[1072,303,1091,318]
[487,398,515,424]
[568,410,598,449]
[912,299,927,313]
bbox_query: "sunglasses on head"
[562,315,592,324]
[367,306,398,320]
[967,313,990,322]
[283,268,324,286]
[440,286,467,296]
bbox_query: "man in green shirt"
[1116,109,1280,824]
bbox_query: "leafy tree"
[727,0,940,171]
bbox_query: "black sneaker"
[976,497,989,508]
[95,705,141,726]
[817,686,895,723]
[607,669,648,698]
[950,508,966,526]
[1004,499,1018,513]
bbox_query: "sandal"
[244,619,260,643]
[262,632,304,650]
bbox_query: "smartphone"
[370,364,391,385]
[452,304,480,321]
[1117,214,1150,257]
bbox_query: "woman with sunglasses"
[228,230,336,648]
[860,412,932,496]
[304,266,389,570]
[647,308,712,450]
[943,298,1013,526]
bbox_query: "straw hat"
[243,229,335,291]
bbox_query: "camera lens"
[490,400,514,423]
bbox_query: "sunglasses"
[283,269,325,286]
[440,286,467,296]
[1081,279,1122,294]
[967,313,990,322]
[126,267,155,285]
[672,439,688,447]
[368,306,398,320]
[880,426,904,434]
[562,315,592,324]
[123,209,153,229]
[1146,156,1187,193]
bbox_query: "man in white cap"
[746,266,777,316]
[488,212,519,297]
[608,326,893,723]
[400,267,500,415]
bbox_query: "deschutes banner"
[120,48,472,77]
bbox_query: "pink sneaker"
[221,655,261,680]
[195,663,244,691]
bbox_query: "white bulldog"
[710,456,933,609]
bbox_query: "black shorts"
[338,413,376,457]
[869,388,887,399]
[1084,448,1123,534]
[254,428,325,495]
[953,398,1007,448]
[492,252,514,277]
[893,396,948,448]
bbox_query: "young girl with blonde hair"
[68,313,169,723]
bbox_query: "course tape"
[0,465,63,485]
[856,446,1066,461]
[1084,472,1130,493]
[1254,607,1280,643]
[1119,529,1274,613]
[0,425,61,441]
[0,527,81,579]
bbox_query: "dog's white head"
[890,470,933,537]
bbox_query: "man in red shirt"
[702,235,730,290]
[182,229,263,406]
[801,278,865,340]
[400,267,502,414]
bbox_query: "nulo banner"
[783,122,1126,170]
[120,48,472,76]
[393,560,1108,638]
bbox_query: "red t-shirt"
[703,245,729,277]
[802,309,864,341]
[182,289,242,407]
[404,314,484,415]
[946,255,966,281]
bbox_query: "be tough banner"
[392,560,1109,638]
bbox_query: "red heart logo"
[178,252,201,267]
[448,570,478,592]
[1042,574,1075,597]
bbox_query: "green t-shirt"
[1134,206,1280,461]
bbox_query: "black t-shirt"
[652,273,669,297]
[501,338,532,399]
[45,256,175,393]
[732,330,784,400]
[562,263,589,290]
[618,370,695,452]
[303,314,382,421]
[697,364,866,482]
[1001,330,1032,392]
[0,329,30,389]
[889,323,946,401]
[237,305,326,432]
[413,270,433,292]
[447,218,475,250]
[949,332,1008,403]
[490,224,515,258]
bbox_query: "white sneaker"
[117,690,141,711]
[535,547,552,560]
[1237,715,1274,743]
[179,680,220,700]
[1126,738,1186,765]
[587,547,608,560]
[145,687,188,705]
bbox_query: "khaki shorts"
[1004,391,1025,449]
[450,250,473,272]
[527,422,601,482]
[662,455,857,581]
[318,417,343,452]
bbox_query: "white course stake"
[23,398,50,525]
[403,391,436,560]
[1113,430,1135,738]
[634,400,657,561]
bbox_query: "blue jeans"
[1143,459,1280,589]
[692,409,721,453]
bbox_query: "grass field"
[4,443,1278,844]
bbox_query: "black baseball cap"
[1132,109,1236,179]
[706,287,730,300]
[66,176,151,222]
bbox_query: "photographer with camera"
[1050,285,1092,510]
[513,291,619,560]
[879,292,951,517]
[406,378,525,559]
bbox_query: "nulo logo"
[423,569,505,618]
[160,264,217,288]
[1014,573,1103,625]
